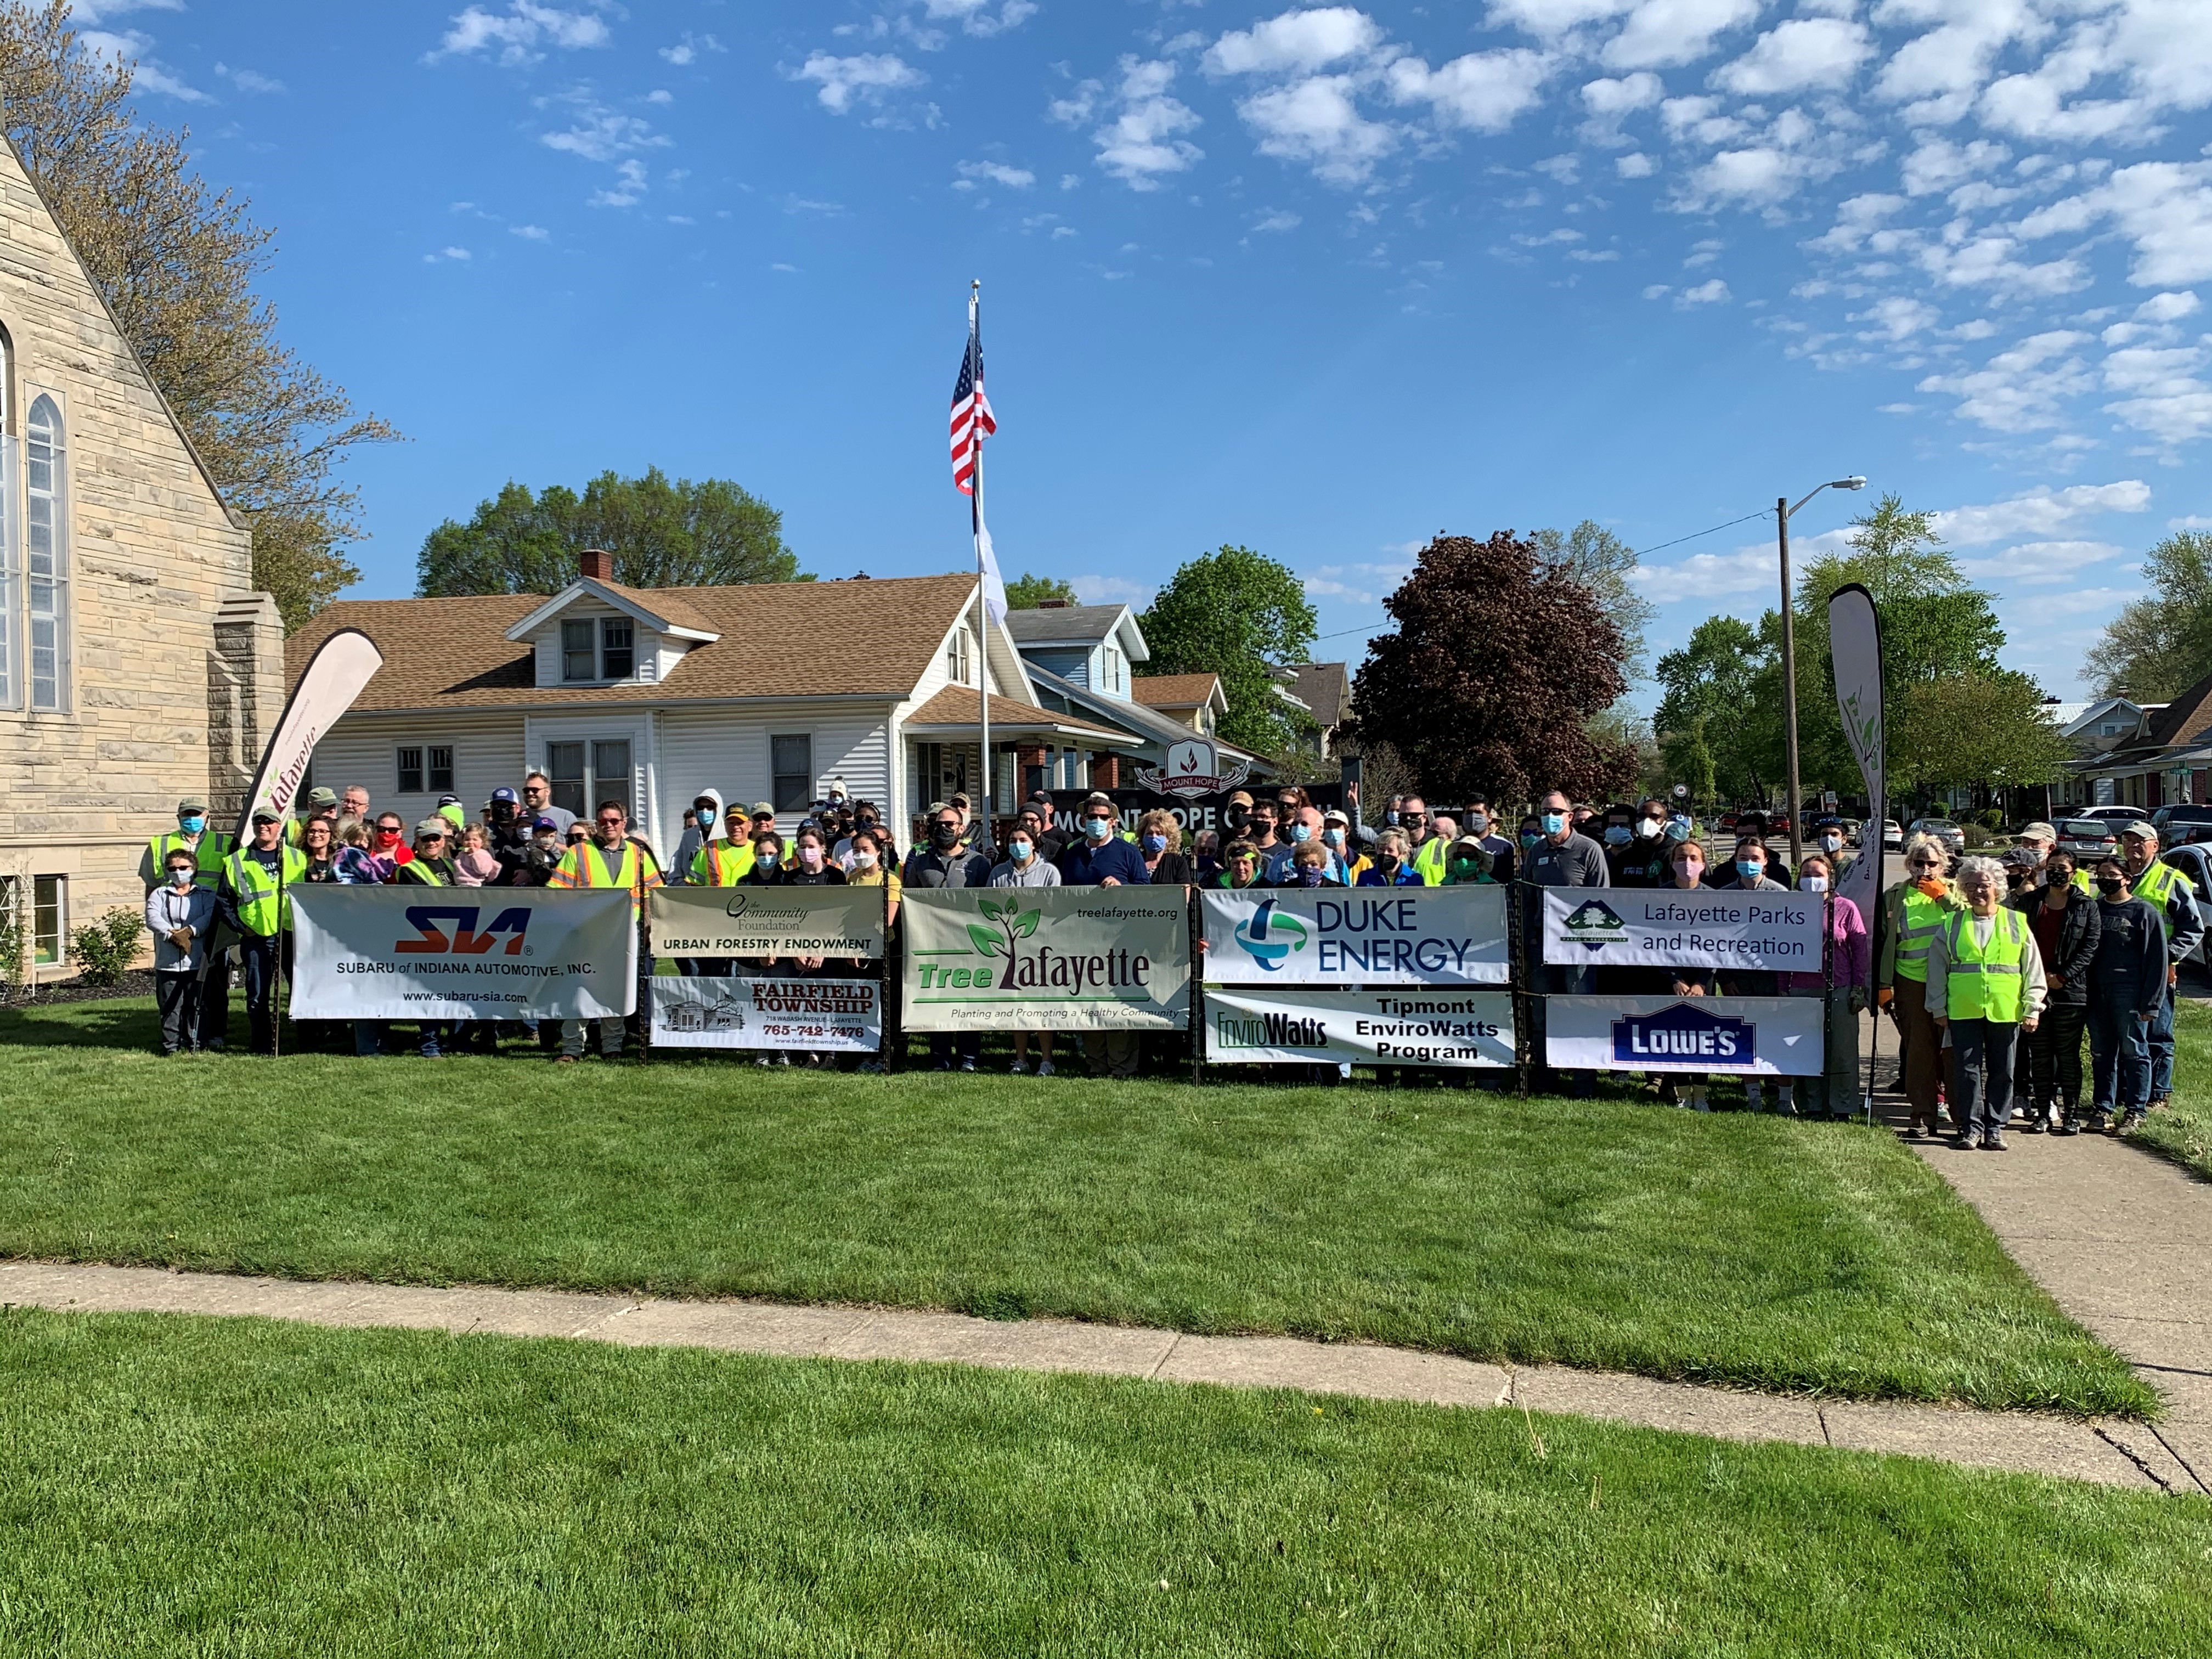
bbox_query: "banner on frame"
[1200,887,1508,986]
[1543,996,1824,1076]
[901,887,1189,1031]
[650,977,882,1051]
[649,884,884,959]
[1204,986,1514,1068]
[1540,889,1823,972]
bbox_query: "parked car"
[2151,804,2212,847]
[1837,817,1864,848]
[2056,817,2123,865]
[1882,819,1903,851]
[1906,817,1966,854]
[2078,805,2146,826]
[2160,844,2212,967]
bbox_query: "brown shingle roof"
[2146,667,2212,749]
[1284,662,1348,725]
[286,574,981,710]
[904,686,1135,744]
[1132,673,1221,708]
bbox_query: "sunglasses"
[596,817,625,827]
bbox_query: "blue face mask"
[759,848,781,868]
[1323,827,1345,847]
[1142,833,1167,854]
[1385,810,1401,826]
[180,815,206,834]
[1604,826,1632,846]
[1085,817,1113,840]
[1008,840,1034,862]
[1290,822,1313,844]
[1541,812,1567,835]
[1519,831,1540,849]
[1736,859,1762,880]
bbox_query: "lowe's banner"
[1543,996,1824,1076]
[1205,986,1514,1068]
[651,977,882,1052]
[1200,888,1509,986]
[290,887,635,1020]
[902,888,1189,1031]
[1539,889,1824,972]
[649,884,884,960]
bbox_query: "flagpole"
[971,277,992,845]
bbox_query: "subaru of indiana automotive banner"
[651,977,882,1052]
[1200,888,1509,986]
[1204,986,1515,1068]
[1543,996,1825,1076]
[1540,889,1824,973]
[289,887,635,1021]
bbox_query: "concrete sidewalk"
[2,1258,2196,1494]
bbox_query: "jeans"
[1946,1017,2019,1138]
[198,950,232,1049]
[154,970,201,1053]
[562,1017,624,1058]
[239,935,283,1054]
[2147,979,2176,1099]
[2026,1002,2087,1114]
[1892,975,1946,1128]
[2089,996,2153,1116]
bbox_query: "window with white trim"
[396,746,453,795]
[945,627,972,686]
[25,393,65,711]
[560,613,637,682]
[771,733,813,812]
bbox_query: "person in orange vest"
[548,798,662,1062]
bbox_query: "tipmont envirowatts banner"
[290,887,635,1020]
[649,884,885,959]
[901,888,1190,1031]
[1540,888,1824,972]
[1205,986,1515,1068]
[1201,887,1508,985]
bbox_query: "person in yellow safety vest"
[549,798,663,1063]
[285,786,342,847]
[141,794,235,891]
[1877,834,1966,1139]
[1927,854,2046,1151]
[217,808,307,1056]
[1401,794,1449,885]
[2115,820,2205,1113]
[691,803,757,886]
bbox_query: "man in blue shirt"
[1057,793,1150,885]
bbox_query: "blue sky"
[77,0,2212,704]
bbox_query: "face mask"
[932,823,960,847]
[170,865,195,887]
[1604,826,1632,846]
[1635,819,1662,839]
[179,815,206,835]
[1541,812,1566,835]
[1818,834,1842,853]
[1519,832,1540,849]
[1468,817,1489,837]
[1008,840,1034,862]
[375,828,401,847]
[2097,876,2125,895]
[1290,823,1313,844]
[1735,860,1762,880]
[798,845,823,867]
[1085,817,1113,841]
[759,848,782,868]
[1674,863,1702,884]
[1142,833,1168,854]
[1323,828,1344,847]
[1664,821,1692,844]
[1448,858,1479,880]
[1800,875,1829,893]
[1224,805,1250,831]
[1384,810,1401,826]
[1297,865,1325,887]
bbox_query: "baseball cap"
[724,801,751,817]
[1227,790,1254,807]
[1322,807,1350,825]
[437,793,462,808]
[177,795,211,815]
[752,801,776,819]
[533,814,560,831]
[414,817,450,838]
[951,792,972,808]
[250,807,281,825]
[307,786,339,808]
[2123,819,2158,838]
[2019,821,2058,841]
[490,786,520,805]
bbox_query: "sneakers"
[1009,1059,1030,1075]
[958,1057,978,1073]
[1036,1059,1056,1076]
[2055,1115,2080,1136]
[2150,1094,2172,1113]
[1955,1129,1983,1151]
[2120,1108,2147,1132]
[1982,1133,2007,1152]
[2087,1110,2112,1135]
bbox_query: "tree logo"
[1560,898,1627,952]
[1232,898,1310,971]
[968,895,1041,967]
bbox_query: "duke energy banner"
[1544,996,1824,1076]
[902,888,1189,1031]
[291,887,635,1020]
[1541,889,1823,972]
[1200,887,1509,985]
[649,884,885,959]
[1205,986,1514,1068]
[651,977,882,1052]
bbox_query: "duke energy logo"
[1611,1001,1756,1067]
[1561,898,1628,953]
[1232,898,1310,972]
[397,905,533,956]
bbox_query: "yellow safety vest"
[1942,907,2030,1023]
[226,845,308,936]
[691,840,756,886]
[554,839,659,917]
[1895,888,1949,984]
[1410,836,1448,887]
[150,829,233,889]
[2132,859,2194,914]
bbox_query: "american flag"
[949,305,996,496]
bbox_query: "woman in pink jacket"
[1785,850,1871,1119]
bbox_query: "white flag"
[236,628,384,841]
[976,506,1008,625]
[1828,583,1884,984]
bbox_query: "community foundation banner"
[1204,986,1514,1068]
[1540,889,1824,973]
[901,888,1190,1031]
[1201,887,1509,986]
[290,887,635,1021]
[648,884,885,959]
[651,977,882,1052]
[1544,996,1824,1076]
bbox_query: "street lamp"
[1777,476,1867,870]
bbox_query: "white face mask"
[853,850,877,870]
[1800,875,1830,893]
[170,865,196,888]
[1818,834,1842,853]
[1635,819,1663,839]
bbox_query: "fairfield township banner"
[290,887,635,1020]
[1543,996,1824,1076]
[1540,888,1824,972]
[1205,986,1514,1068]
[901,888,1189,1031]
[1201,887,1509,986]
[649,884,885,960]
[651,977,882,1052]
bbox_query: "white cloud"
[1678,276,1731,304]
[1957,540,2124,584]
[1870,0,2046,109]
[1251,208,1303,232]
[659,33,722,66]
[1092,58,1205,187]
[2017,162,2212,289]
[791,52,926,114]
[917,0,1040,38]
[76,28,207,101]
[1917,330,2096,431]
[431,2,609,66]
[1071,574,1156,607]
[957,160,1036,188]
[2103,343,2212,445]
[540,103,667,163]
[1638,542,1784,598]
[1899,136,2008,197]
[214,62,285,94]
[1583,71,1663,116]
[1240,74,1398,184]
[1617,151,1658,177]
[1855,295,1940,340]
[589,157,650,208]
[1931,479,2152,545]
[1602,0,1763,72]
[1203,7,1386,77]
[1388,49,1555,133]
[511,223,550,239]
[422,246,473,263]
[71,1,185,21]
[2137,290,2202,323]
[1712,19,1872,95]
[1486,0,1638,38]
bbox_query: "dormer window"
[601,617,633,678]
[563,616,636,682]
[946,626,973,686]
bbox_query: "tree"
[1654,616,1775,803]
[2084,531,2212,702]
[1004,572,1077,609]
[417,470,802,595]
[1892,673,2073,801]
[0,2,396,628]
[1347,532,1634,803]
[1139,545,1317,756]
[1530,519,1657,677]
[1660,716,1718,811]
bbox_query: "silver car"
[1906,817,1965,854]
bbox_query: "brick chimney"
[579,547,614,583]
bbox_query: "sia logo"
[397,905,533,956]
[1560,898,1627,952]
[1232,898,1310,972]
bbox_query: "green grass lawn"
[2139,997,2212,1177]
[2,996,2148,1414]
[3,1308,2206,1657]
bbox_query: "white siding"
[654,701,897,832]
[309,712,527,827]
[524,597,665,690]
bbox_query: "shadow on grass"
[0,1000,163,1051]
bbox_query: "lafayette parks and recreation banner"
[648,884,885,959]
[901,888,1189,1031]
[290,887,635,1021]
[1540,889,1824,973]
[1200,887,1509,986]
[651,977,882,1052]
[1544,996,1824,1076]
[1205,986,1515,1068]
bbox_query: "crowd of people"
[133,774,2200,1134]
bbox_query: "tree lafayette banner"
[1205,986,1514,1068]
[651,977,881,1051]
[1201,887,1509,985]
[1540,889,1824,972]
[649,884,885,959]
[901,888,1190,1031]
[290,887,635,1020]
[1543,996,1824,1075]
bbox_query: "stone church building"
[0,138,283,983]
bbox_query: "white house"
[289,551,1135,850]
